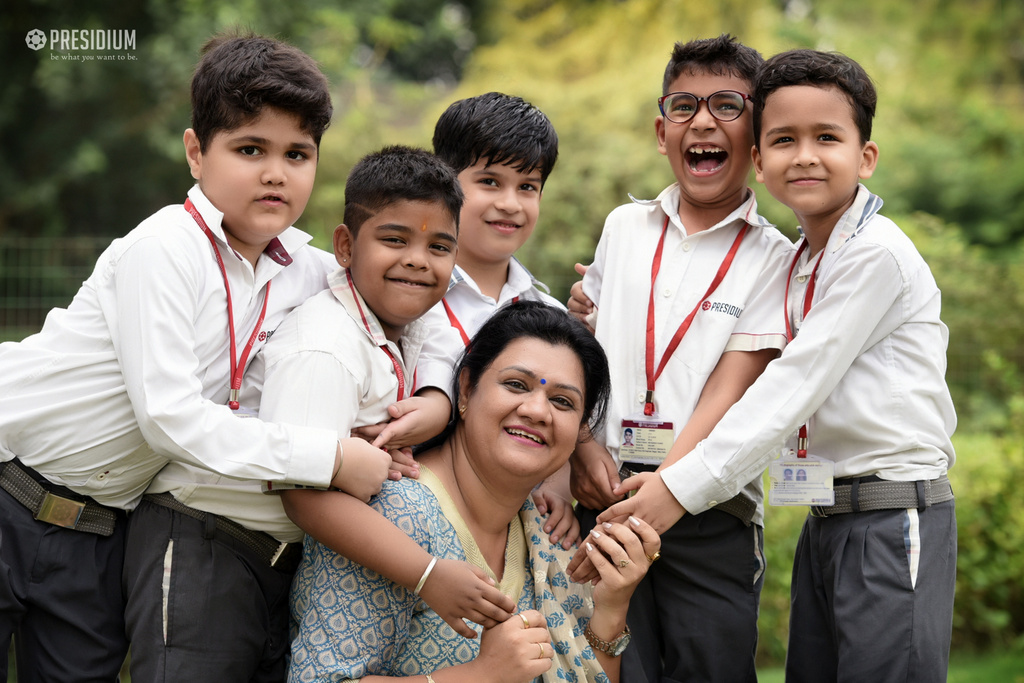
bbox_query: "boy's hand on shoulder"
[334,437,391,502]
[598,473,686,535]
[567,263,595,333]
[531,485,580,549]
[365,388,451,451]
[418,559,517,638]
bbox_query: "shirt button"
[708,500,718,507]
[682,243,692,252]
[96,471,109,480]
[663,289,672,297]
[637,391,645,402]
[796,275,808,283]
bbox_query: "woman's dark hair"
[449,301,610,439]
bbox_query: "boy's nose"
[688,102,718,130]
[494,186,522,213]
[261,159,287,184]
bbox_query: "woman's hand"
[467,609,553,683]
[417,559,517,638]
[585,516,660,615]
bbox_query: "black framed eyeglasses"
[658,90,752,124]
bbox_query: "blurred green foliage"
[3,0,1024,663]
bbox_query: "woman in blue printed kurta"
[288,302,660,683]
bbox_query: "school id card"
[768,451,835,506]
[618,415,674,466]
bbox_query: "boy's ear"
[858,141,880,180]
[333,224,355,267]
[655,115,669,157]
[752,144,765,183]
[183,129,203,181]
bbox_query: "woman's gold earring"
[458,404,467,417]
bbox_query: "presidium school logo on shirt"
[701,299,743,318]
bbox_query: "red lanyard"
[643,217,748,415]
[442,300,471,347]
[346,270,409,400]
[783,240,825,455]
[185,199,270,411]
[442,295,519,348]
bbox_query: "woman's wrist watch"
[584,623,631,657]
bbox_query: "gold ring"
[537,643,545,659]
[519,613,530,629]
[619,559,630,568]
[646,550,661,563]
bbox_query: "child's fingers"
[440,614,479,639]
[567,547,600,583]
[574,262,590,277]
[596,496,638,525]
[611,472,649,497]
[350,421,387,443]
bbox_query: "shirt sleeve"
[413,304,465,399]
[581,215,612,328]
[259,349,363,435]
[106,235,336,487]
[661,238,909,511]
[287,481,440,680]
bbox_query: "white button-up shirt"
[662,186,957,514]
[583,185,795,525]
[421,259,564,343]
[0,186,338,509]
[169,267,432,541]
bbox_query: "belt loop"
[204,511,218,540]
[849,478,861,513]
[916,480,927,512]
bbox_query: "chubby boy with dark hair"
[0,32,361,680]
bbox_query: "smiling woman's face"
[458,337,586,484]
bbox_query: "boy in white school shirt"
[273,145,521,642]
[567,35,795,683]
[417,92,580,547]
[0,34,382,680]
[601,49,957,683]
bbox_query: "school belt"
[0,459,119,536]
[809,475,954,518]
[619,462,757,526]
[144,493,302,573]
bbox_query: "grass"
[756,650,1024,682]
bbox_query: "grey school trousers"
[122,498,297,683]
[577,504,764,683]
[785,500,957,683]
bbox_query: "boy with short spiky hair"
[604,48,957,682]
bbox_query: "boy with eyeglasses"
[566,35,794,682]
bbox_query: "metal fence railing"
[0,236,111,341]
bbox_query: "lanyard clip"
[229,389,240,411]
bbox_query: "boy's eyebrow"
[472,166,543,185]
[227,134,317,151]
[764,122,848,138]
[375,222,458,245]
